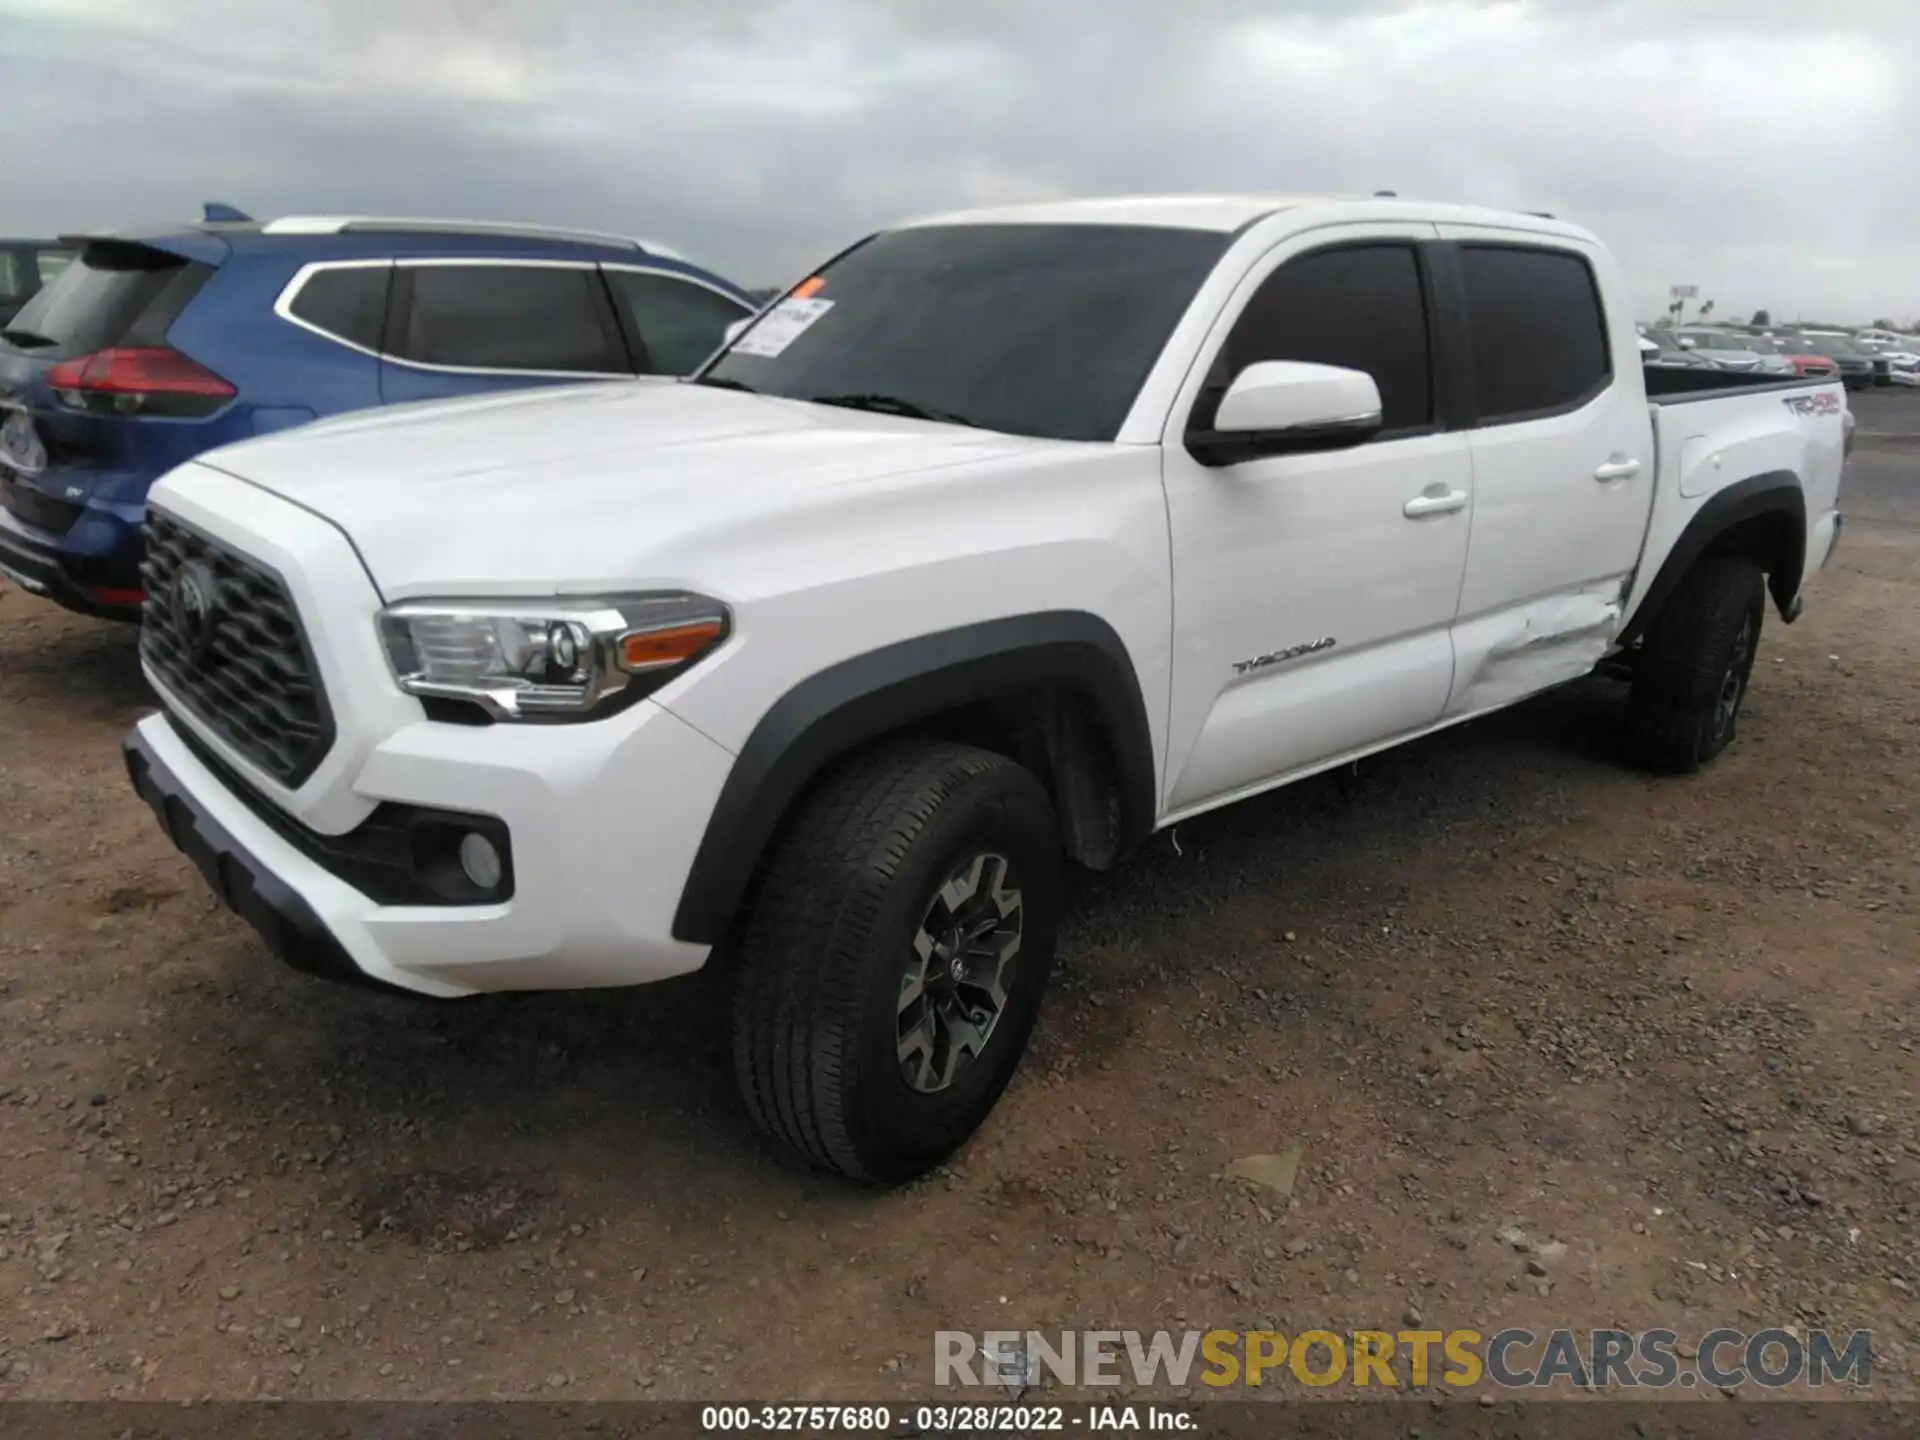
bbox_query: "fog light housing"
[409,817,514,904]
[458,832,504,892]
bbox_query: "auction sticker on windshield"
[732,297,833,358]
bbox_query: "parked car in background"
[0,210,755,620]
[1798,334,1886,390]
[1856,338,1920,388]
[0,240,73,326]
[1674,328,1783,374]
[1750,335,1840,382]
[1639,327,1714,370]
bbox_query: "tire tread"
[730,739,1038,1183]
[1628,555,1765,773]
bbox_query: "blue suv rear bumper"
[0,477,149,621]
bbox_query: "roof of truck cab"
[899,193,1593,240]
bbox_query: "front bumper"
[124,700,736,997]
[125,723,392,993]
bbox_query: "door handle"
[1403,488,1468,518]
[1594,455,1643,482]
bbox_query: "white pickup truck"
[122,195,1849,1182]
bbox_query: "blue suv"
[0,209,756,620]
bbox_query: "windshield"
[702,223,1230,442]
[1806,336,1858,356]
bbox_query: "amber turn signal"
[618,619,725,673]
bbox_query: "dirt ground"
[0,394,1915,1407]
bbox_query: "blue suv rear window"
[5,241,211,358]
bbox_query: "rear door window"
[286,265,390,352]
[1458,245,1611,424]
[605,269,750,375]
[390,264,628,374]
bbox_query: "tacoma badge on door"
[1234,636,1337,674]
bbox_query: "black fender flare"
[670,612,1158,946]
[1619,472,1806,647]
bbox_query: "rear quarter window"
[1459,245,1611,425]
[285,265,390,352]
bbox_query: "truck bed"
[1643,366,1823,403]
[1624,372,1848,636]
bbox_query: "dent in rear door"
[1437,232,1653,718]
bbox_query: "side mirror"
[1188,361,1382,467]
[1678,337,1697,349]
[723,317,751,345]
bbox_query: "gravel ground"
[0,393,1915,1404]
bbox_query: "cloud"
[0,0,1913,321]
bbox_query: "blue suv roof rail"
[257,215,685,259]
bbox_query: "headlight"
[377,592,729,721]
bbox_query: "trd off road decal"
[1783,392,1842,417]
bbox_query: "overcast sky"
[3,0,1914,323]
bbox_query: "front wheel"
[729,739,1062,1184]
[1627,555,1766,773]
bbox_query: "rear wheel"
[729,739,1061,1184]
[1627,555,1766,773]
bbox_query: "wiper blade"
[0,328,57,349]
[693,374,759,394]
[806,392,984,429]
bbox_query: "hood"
[187,379,1065,595]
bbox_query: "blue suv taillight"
[45,346,236,419]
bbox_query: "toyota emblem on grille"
[171,561,221,665]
